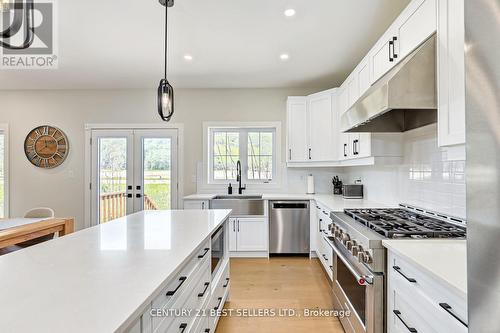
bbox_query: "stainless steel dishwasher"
[269,201,310,254]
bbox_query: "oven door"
[211,225,225,276]
[331,241,384,333]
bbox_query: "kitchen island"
[0,209,232,333]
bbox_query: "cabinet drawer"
[390,279,467,333]
[152,242,210,331]
[389,252,467,328]
[155,256,210,333]
[208,261,230,330]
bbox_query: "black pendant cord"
[164,1,167,80]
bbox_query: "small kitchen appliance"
[342,184,363,199]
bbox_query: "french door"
[90,129,178,225]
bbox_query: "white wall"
[0,88,317,229]
[345,125,467,218]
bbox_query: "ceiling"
[0,0,410,90]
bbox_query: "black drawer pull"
[329,265,333,271]
[198,248,210,259]
[439,303,468,327]
[179,323,188,333]
[322,254,327,260]
[223,277,230,288]
[393,310,417,333]
[213,297,223,310]
[198,282,210,297]
[204,329,210,333]
[393,266,417,283]
[166,276,187,296]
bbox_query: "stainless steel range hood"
[341,35,437,133]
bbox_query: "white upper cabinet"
[357,57,371,98]
[308,91,335,161]
[287,97,308,162]
[287,90,336,165]
[437,0,465,147]
[371,0,437,84]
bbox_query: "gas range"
[328,204,467,274]
[326,204,467,333]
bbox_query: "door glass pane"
[99,138,127,223]
[143,138,171,210]
[0,133,4,218]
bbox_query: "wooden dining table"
[0,217,74,250]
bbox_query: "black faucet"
[236,160,246,195]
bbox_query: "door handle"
[393,310,417,332]
[166,276,187,296]
[439,303,468,327]
[393,266,417,283]
[197,282,210,298]
[237,219,240,232]
[392,36,398,59]
[343,143,347,157]
[197,248,210,259]
[308,148,312,160]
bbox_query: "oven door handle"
[327,236,374,285]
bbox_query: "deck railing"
[100,192,158,223]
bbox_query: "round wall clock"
[24,125,69,168]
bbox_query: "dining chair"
[17,207,56,247]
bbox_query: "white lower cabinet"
[229,217,267,253]
[387,250,468,333]
[184,200,209,210]
[314,202,333,281]
[125,223,230,333]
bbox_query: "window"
[208,126,277,184]
[0,126,7,218]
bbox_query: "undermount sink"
[211,194,264,216]
[213,194,263,200]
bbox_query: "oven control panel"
[332,224,373,265]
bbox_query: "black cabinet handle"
[198,282,210,297]
[213,297,223,310]
[393,310,417,332]
[329,265,333,271]
[198,248,210,259]
[322,254,327,260]
[308,148,312,160]
[392,36,398,58]
[223,277,230,288]
[136,193,142,198]
[353,140,359,155]
[127,193,133,198]
[179,323,188,333]
[393,266,417,283]
[204,329,210,333]
[439,303,468,327]
[389,40,394,62]
[319,218,323,222]
[233,220,236,232]
[289,149,292,160]
[166,276,187,296]
[344,143,347,157]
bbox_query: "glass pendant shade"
[157,78,174,121]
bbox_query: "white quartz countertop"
[184,193,388,212]
[382,240,467,298]
[0,209,231,333]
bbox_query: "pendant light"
[157,0,174,122]
[0,0,35,50]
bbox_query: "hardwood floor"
[216,257,345,333]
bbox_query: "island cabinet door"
[229,218,238,251]
[236,218,267,251]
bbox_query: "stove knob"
[357,252,365,263]
[351,246,360,256]
[346,240,356,251]
[363,251,373,264]
[341,234,350,244]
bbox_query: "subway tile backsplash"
[347,126,466,219]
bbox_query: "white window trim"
[0,124,9,218]
[202,122,282,191]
